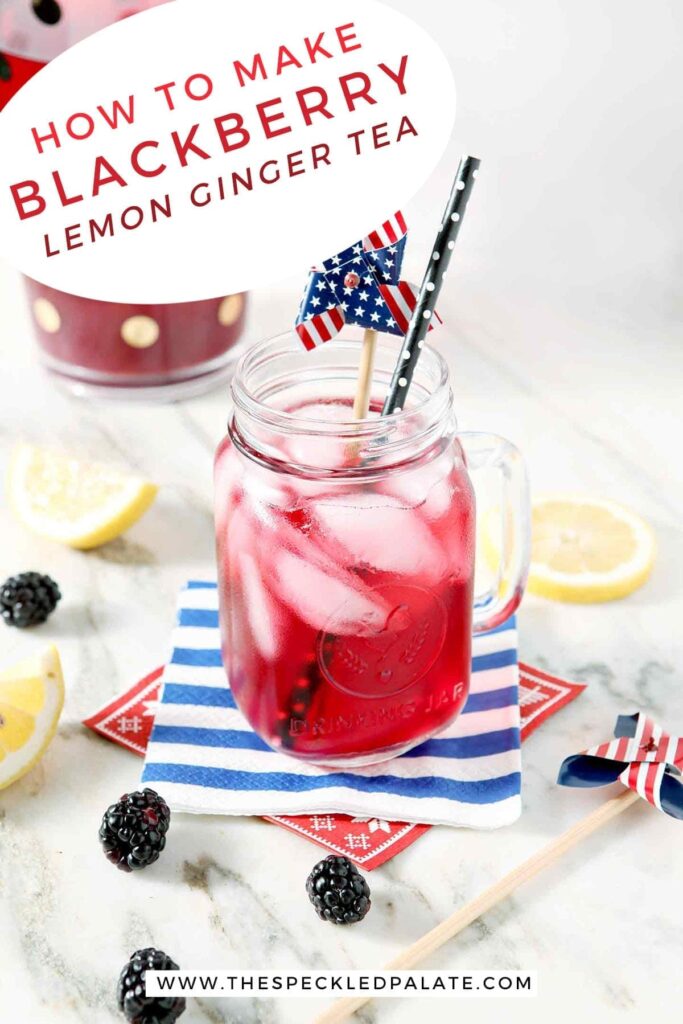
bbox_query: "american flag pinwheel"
[295,213,439,350]
[558,712,683,819]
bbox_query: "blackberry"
[306,855,371,924]
[117,947,185,1024]
[0,572,61,628]
[99,789,171,872]
[32,0,62,26]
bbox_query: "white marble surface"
[1,1,683,1021]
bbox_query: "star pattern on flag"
[294,212,440,351]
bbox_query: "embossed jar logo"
[317,582,448,699]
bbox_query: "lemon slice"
[8,444,157,549]
[0,646,64,790]
[529,495,656,602]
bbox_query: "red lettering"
[65,224,83,250]
[214,113,251,152]
[296,86,332,126]
[339,72,375,111]
[234,54,266,87]
[260,159,280,184]
[150,195,171,221]
[256,98,291,139]
[336,22,362,53]
[379,56,408,95]
[154,81,177,110]
[10,180,46,219]
[131,140,166,177]
[287,151,305,176]
[304,32,333,62]
[311,142,331,169]
[171,124,211,166]
[121,206,144,230]
[52,170,83,207]
[276,46,303,74]
[31,122,60,154]
[90,213,114,241]
[347,129,364,155]
[185,74,213,100]
[190,183,210,207]
[92,156,127,196]
[373,123,390,148]
[97,96,135,129]
[397,114,418,141]
[232,169,252,194]
[66,112,95,140]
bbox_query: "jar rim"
[231,330,452,442]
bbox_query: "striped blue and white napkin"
[142,582,521,828]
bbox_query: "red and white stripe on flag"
[379,282,443,336]
[295,306,345,350]
[621,760,666,810]
[587,714,683,768]
[586,713,683,811]
[364,212,408,251]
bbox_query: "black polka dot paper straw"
[382,156,481,416]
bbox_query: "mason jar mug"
[215,331,530,766]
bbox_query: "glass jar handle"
[459,432,531,633]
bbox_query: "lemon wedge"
[7,444,157,549]
[529,495,656,602]
[0,646,64,789]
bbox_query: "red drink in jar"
[215,332,529,766]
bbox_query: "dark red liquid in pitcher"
[25,279,247,387]
[215,400,475,763]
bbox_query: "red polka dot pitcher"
[1,0,249,397]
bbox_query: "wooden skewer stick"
[352,329,378,420]
[313,787,640,1024]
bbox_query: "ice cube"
[422,479,456,519]
[238,551,282,661]
[381,452,451,508]
[272,548,389,636]
[242,470,293,524]
[214,447,242,536]
[223,503,261,573]
[283,401,358,470]
[285,434,350,471]
[312,492,445,581]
